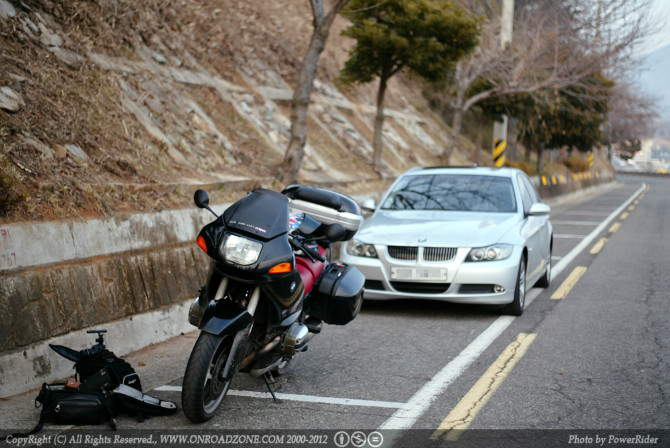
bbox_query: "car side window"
[517,174,533,214]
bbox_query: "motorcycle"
[182,185,365,423]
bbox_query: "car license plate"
[391,267,447,281]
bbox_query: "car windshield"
[381,174,517,213]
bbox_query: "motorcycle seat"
[295,249,325,295]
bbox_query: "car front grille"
[390,282,450,294]
[423,247,457,261]
[387,246,457,262]
[388,246,418,260]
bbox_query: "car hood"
[357,210,520,247]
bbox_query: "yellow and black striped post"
[587,153,594,168]
[494,138,506,167]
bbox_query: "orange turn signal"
[196,235,208,253]
[269,262,292,274]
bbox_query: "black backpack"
[0,330,176,441]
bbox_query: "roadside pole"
[492,0,514,167]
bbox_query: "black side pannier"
[306,264,364,325]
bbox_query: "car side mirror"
[361,198,377,212]
[528,202,551,216]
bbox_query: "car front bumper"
[340,246,523,305]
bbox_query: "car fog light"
[494,285,505,293]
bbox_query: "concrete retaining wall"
[0,206,223,397]
[535,170,614,199]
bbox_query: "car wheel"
[535,248,551,288]
[501,255,526,316]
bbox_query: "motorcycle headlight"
[346,240,378,258]
[220,234,263,265]
[466,244,513,262]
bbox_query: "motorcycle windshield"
[223,189,289,240]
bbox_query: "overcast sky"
[643,0,670,54]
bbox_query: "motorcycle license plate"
[391,267,447,281]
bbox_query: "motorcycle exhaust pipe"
[239,336,281,370]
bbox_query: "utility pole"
[493,0,514,167]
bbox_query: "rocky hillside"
[0,0,481,224]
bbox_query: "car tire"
[501,255,526,316]
[535,248,551,288]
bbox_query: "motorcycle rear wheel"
[182,332,233,422]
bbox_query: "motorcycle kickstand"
[263,372,282,403]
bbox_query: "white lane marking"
[554,234,587,239]
[563,211,610,216]
[154,385,408,409]
[378,183,646,436]
[551,221,601,225]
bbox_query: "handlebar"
[303,245,327,263]
[289,234,327,263]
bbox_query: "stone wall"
[0,206,218,396]
[0,244,207,353]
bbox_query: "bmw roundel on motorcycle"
[182,185,365,422]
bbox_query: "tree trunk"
[474,119,484,166]
[536,141,545,174]
[445,108,463,164]
[279,0,349,185]
[372,72,389,171]
[444,87,465,164]
[507,117,518,162]
[279,28,328,185]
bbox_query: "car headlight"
[220,234,262,265]
[346,240,378,258]
[466,244,513,262]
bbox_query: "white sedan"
[340,166,553,315]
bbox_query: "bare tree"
[442,0,658,162]
[604,81,659,149]
[279,0,349,186]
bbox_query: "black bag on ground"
[74,349,142,392]
[25,332,176,429]
[36,382,117,430]
[0,383,117,441]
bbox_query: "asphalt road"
[2,176,668,448]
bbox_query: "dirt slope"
[0,0,480,224]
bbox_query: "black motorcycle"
[182,185,365,423]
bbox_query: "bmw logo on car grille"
[418,237,427,243]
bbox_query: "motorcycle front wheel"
[182,332,234,422]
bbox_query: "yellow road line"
[609,222,621,233]
[431,333,537,441]
[551,266,588,300]
[620,212,629,220]
[590,238,608,255]
[627,205,635,211]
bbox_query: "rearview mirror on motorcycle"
[194,189,218,218]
